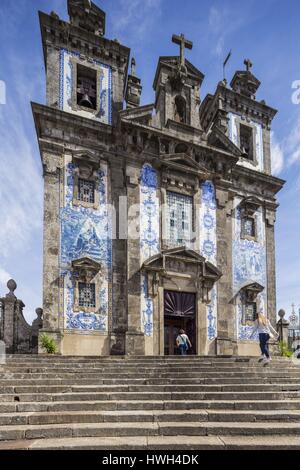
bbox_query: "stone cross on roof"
[244,58,253,72]
[172,33,193,68]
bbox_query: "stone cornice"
[233,165,285,194]
[120,118,238,165]
[200,83,277,133]
[220,85,277,121]
[32,102,285,198]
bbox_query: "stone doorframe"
[142,247,222,356]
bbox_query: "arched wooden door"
[164,290,196,355]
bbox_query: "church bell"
[77,74,96,109]
[78,93,93,109]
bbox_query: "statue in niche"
[174,95,186,124]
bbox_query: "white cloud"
[207,5,245,58]
[0,268,12,291]
[270,131,284,175]
[286,115,300,166]
[110,0,162,46]
[0,104,43,258]
[0,51,43,260]
[270,114,300,173]
[209,7,222,34]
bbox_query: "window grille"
[78,283,96,308]
[244,302,257,323]
[166,191,193,246]
[78,178,95,204]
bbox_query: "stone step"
[2,390,300,403]
[2,362,299,374]
[2,421,300,441]
[5,355,291,362]
[3,399,300,414]
[2,371,300,381]
[2,359,294,366]
[3,360,294,368]
[1,435,299,450]
[2,377,300,386]
[1,383,300,394]
[2,409,300,426]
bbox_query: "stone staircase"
[1,355,300,449]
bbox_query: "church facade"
[32,0,284,356]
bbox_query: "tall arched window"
[174,95,186,124]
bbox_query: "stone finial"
[6,279,17,298]
[131,58,136,77]
[50,11,60,20]
[35,308,43,319]
[278,309,286,319]
[125,58,142,109]
[244,58,253,72]
[84,0,92,10]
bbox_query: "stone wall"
[0,280,43,354]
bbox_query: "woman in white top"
[250,310,279,363]
[176,329,192,356]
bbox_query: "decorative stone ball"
[7,279,17,294]
[278,309,286,319]
[35,308,43,318]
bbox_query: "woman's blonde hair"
[257,312,267,325]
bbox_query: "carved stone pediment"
[71,257,101,282]
[208,124,241,158]
[142,247,222,303]
[231,280,264,303]
[72,149,101,168]
[239,196,262,216]
[161,153,208,177]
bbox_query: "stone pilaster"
[110,161,127,355]
[125,163,145,355]
[215,187,235,353]
[262,126,272,174]
[41,153,61,333]
[265,208,277,326]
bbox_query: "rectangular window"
[78,178,95,204]
[244,302,257,323]
[240,124,253,160]
[78,283,96,309]
[242,216,256,239]
[77,64,97,110]
[166,191,193,246]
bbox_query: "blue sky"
[0,0,299,323]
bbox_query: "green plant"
[40,334,57,354]
[278,340,293,358]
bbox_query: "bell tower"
[32,1,131,356]
[153,33,204,129]
[40,0,130,126]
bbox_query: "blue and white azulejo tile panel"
[60,157,112,331]
[140,164,160,337]
[59,48,112,125]
[63,270,108,331]
[228,112,264,171]
[232,198,267,340]
[200,181,218,340]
